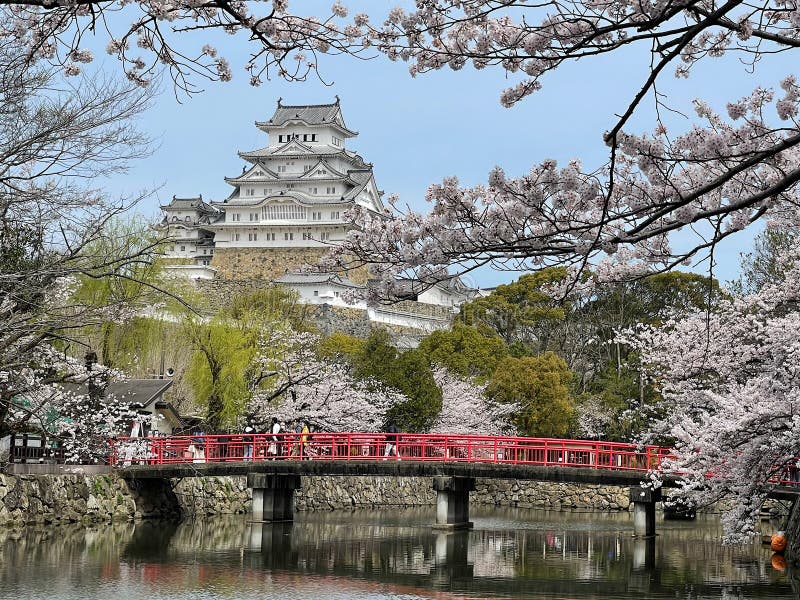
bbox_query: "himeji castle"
[159,98,474,331]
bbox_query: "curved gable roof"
[256,98,357,137]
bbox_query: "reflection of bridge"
[118,512,799,599]
[113,433,800,536]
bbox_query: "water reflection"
[0,507,796,599]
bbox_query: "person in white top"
[271,417,283,457]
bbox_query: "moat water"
[0,507,795,599]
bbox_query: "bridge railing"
[108,433,674,473]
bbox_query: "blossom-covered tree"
[430,368,517,436]
[7,347,138,462]
[622,243,800,542]
[247,330,403,432]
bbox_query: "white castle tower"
[160,97,383,281]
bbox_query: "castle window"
[263,204,306,220]
[317,170,326,175]
[263,188,272,195]
[284,232,294,241]
[248,233,258,241]
[326,186,337,195]
[246,188,255,196]
[313,290,318,297]
[180,245,185,251]
[335,291,340,297]
[234,233,240,241]
[277,165,287,173]
[319,232,330,241]
[330,211,340,220]
[311,211,322,221]
[249,212,259,221]
[184,215,191,223]
[332,136,341,146]
[308,187,318,194]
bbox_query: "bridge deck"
[119,459,673,486]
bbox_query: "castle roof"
[239,146,368,167]
[210,190,351,208]
[160,195,218,214]
[255,97,357,137]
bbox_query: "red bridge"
[110,432,671,471]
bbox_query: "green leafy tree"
[185,320,255,431]
[353,329,442,432]
[459,268,568,348]
[417,322,508,381]
[487,352,575,437]
[318,331,366,363]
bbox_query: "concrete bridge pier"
[247,473,302,522]
[433,476,475,530]
[630,486,662,537]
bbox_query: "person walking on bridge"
[384,422,400,460]
[269,417,283,458]
[300,421,310,459]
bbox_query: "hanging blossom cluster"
[620,245,800,542]
[369,0,800,107]
[1,1,374,92]
[430,368,518,436]
[324,83,800,300]
[246,329,404,432]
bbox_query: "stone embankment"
[0,473,635,527]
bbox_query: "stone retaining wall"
[475,479,631,511]
[0,473,640,527]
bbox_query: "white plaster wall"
[212,225,347,248]
[164,265,217,280]
[165,210,203,224]
[289,284,367,309]
[267,125,342,149]
[367,308,451,332]
[418,288,468,308]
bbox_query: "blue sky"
[92,10,796,288]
